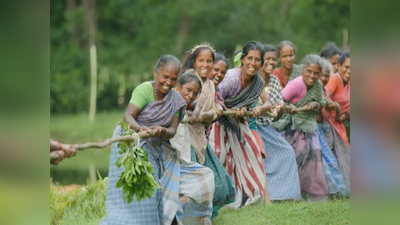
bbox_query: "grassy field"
[50,112,350,224]
[51,177,350,225]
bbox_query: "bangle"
[56,141,62,150]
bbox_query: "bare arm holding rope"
[50,110,278,164]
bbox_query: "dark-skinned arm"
[123,103,144,131]
[251,88,272,118]
[160,116,180,140]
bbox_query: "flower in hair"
[190,43,215,54]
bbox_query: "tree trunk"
[83,0,97,46]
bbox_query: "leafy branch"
[114,121,160,203]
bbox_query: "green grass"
[213,199,350,225]
[50,177,107,225]
[50,177,350,225]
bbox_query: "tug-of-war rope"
[50,108,311,203]
[49,108,294,163]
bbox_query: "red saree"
[272,68,288,88]
[328,81,350,147]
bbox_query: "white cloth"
[169,115,192,163]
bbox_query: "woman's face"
[193,49,213,80]
[153,63,179,95]
[177,80,200,105]
[261,51,277,74]
[320,68,331,87]
[241,50,262,77]
[302,63,321,89]
[339,58,350,83]
[329,54,341,74]
[278,45,295,70]
[208,60,227,87]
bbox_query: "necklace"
[153,80,158,101]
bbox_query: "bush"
[50,175,107,225]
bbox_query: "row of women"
[100,40,350,225]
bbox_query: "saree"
[321,84,350,189]
[271,64,301,88]
[209,67,266,208]
[328,80,350,147]
[206,86,226,138]
[161,140,215,225]
[317,122,350,197]
[322,121,351,189]
[255,75,301,200]
[101,88,186,225]
[272,78,332,201]
[272,77,326,134]
[256,75,283,125]
[217,67,264,142]
[190,143,235,218]
[187,69,216,164]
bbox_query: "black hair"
[214,52,229,69]
[263,44,276,54]
[320,42,342,59]
[301,54,323,74]
[182,45,215,72]
[240,41,265,66]
[179,70,202,94]
[338,50,350,66]
[154,54,182,75]
[276,40,296,58]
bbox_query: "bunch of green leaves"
[233,51,242,68]
[115,121,160,203]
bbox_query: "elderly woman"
[182,45,235,218]
[208,41,272,208]
[161,70,215,225]
[271,40,302,88]
[252,44,302,201]
[324,51,351,188]
[271,54,332,201]
[101,55,186,225]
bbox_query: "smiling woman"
[271,54,345,201]
[100,55,187,225]
[182,45,236,218]
[158,71,217,224]
[252,44,302,201]
[272,40,302,88]
[208,41,273,209]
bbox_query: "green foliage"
[51,0,349,114]
[233,51,242,68]
[116,121,160,203]
[50,176,107,225]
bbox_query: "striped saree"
[101,88,185,225]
